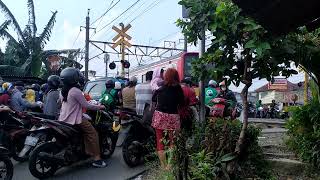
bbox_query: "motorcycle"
[0,111,40,162]
[28,110,119,179]
[208,98,226,118]
[248,102,256,118]
[17,118,53,162]
[0,146,13,180]
[207,98,239,120]
[120,107,155,167]
[268,105,280,119]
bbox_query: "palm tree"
[0,0,57,76]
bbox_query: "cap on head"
[105,79,115,89]
[208,80,217,86]
[129,76,137,83]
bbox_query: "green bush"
[286,99,320,169]
[172,119,272,180]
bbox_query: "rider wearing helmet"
[31,84,41,102]
[100,79,118,109]
[43,75,61,118]
[205,80,219,107]
[217,81,237,118]
[59,67,107,168]
[39,83,48,101]
[122,76,137,110]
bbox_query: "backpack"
[100,89,117,107]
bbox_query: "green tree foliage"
[173,119,271,179]
[284,28,320,87]
[286,84,320,170]
[0,0,57,76]
[177,0,297,157]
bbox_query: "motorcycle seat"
[45,120,81,135]
[121,108,143,118]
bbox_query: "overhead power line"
[95,0,141,35]
[72,29,82,48]
[90,0,120,26]
[129,0,163,24]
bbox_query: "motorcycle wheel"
[100,135,117,159]
[122,135,143,167]
[29,142,60,179]
[0,157,13,180]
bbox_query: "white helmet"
[114,81,121,90]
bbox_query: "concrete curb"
[126,169,149,180]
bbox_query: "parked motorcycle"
[28,110,119,179]
[269,105,280,119]
[0,146,13,180]
[120,107,155,167]
[248,102,256,118]
[0,111,39,162]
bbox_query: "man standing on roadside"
[135,71,153,116]
[122,76,138,111]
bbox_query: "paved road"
[12,147,146,180]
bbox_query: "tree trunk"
[235,83,251,154]
[235,52,252,155]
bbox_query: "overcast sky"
[0,0,304,92]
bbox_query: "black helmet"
[31,84,41,91]
[78,71,86,87]
[47,75,61,89]
[105,79,115,89]
[60,67,80,86]
[41,83,48,92]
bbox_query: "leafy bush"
[172,119,271,180]
[286,98,320,169]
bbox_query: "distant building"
[255,78,305,104]
[234,92,257,103]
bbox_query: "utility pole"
[199,29,206,123]
[104,53,110,77]
[84,9,90,79]
[184,35,188,52]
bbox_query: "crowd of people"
[0,77,61,118]
[0,66,238,170]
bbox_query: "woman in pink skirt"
[151,68,184,169]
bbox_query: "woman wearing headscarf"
[59,67,107,167]
[25,89,36,103]
[151,68,164,92]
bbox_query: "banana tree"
[0,0,57,76]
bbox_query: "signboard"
[268,78,288,90]
[47,55,61,71]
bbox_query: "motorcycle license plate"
[25,136,39,146]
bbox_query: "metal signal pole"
[84,9,90,79]
[199,29,206,123]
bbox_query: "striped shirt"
[135,82,153,115]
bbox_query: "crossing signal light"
[109,62,116,70]
[123,60,130,68]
